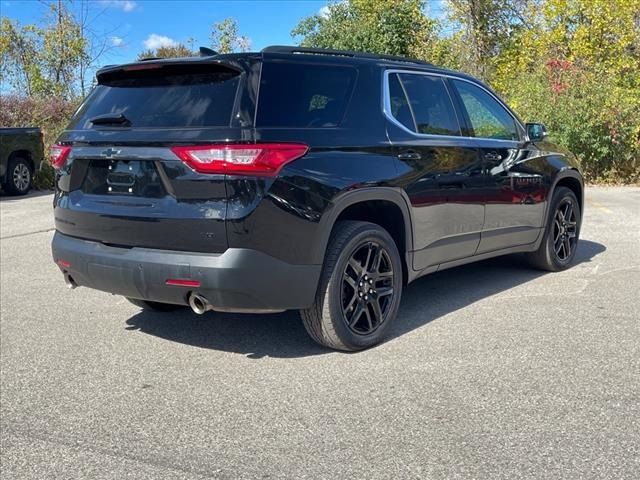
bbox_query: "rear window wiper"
[89,113,131,126]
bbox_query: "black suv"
[51,46,583,351]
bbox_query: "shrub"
[0,95,79,147]
[33,162,55,190]
[498,65,640,184]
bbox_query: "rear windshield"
[70,64,240,129]
[256,62,357,128]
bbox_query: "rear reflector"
[171,143,308,176]
[165,279,201,287]
[57,259,71,268]
[50,145,72,169]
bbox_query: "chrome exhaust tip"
[64,273,77,290]
[188,292,212,315]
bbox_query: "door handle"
[436,173,465,189]
[483,152,502,162]
[398,151,421,161]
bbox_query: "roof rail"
[261,45,433,66]
[376,53,433,66]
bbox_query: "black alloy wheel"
[341,241,395,335]
[552,198,578,261]
[301,220,403,351]
[527,186,581,271]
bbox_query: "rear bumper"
[51,232,321,311]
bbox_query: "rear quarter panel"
[228,61,404,265]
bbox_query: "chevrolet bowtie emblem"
[102,148,122,158]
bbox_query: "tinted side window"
[453,80,518,141]
[397,74,460,136]
[256,62,357,128]
[388,73,415,131]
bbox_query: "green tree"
[0,1,86,98]
[210,18,250,54]
[1,19,45,96]
[292,0,437,59]
[445,0,535,80]
[136,19,250,59]
[494,0,640,181]
[41,1,86,89]
[137,44,195,60]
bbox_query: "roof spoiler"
[199,46,218,57]
[96,58,243,83]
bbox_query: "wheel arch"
[549,168,584,226]
[554,173,583,214]
[8,150,35,172]
[313,188,414,283]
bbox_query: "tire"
[126,297,183,312]
[3,157,32,196]
[300,221,403,351]
[527,186,581,271]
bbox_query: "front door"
[385,71,485,271]
[450,79,547,253]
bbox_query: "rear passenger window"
[256,62,357,128]
[388,73,415,131]
[394,73,460,136]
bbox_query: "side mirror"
[526,123,548,141]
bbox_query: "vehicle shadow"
[390,239,606,340]
[125,239,606,359]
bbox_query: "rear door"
[54,61,255,253]
[385,70,484,271]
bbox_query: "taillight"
[165,279,201,287]
[50,144,72,169]
[123,63,163,71]
[170,143,308,176]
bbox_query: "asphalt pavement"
[1,187,639,479]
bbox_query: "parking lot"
[1,187,638,479]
